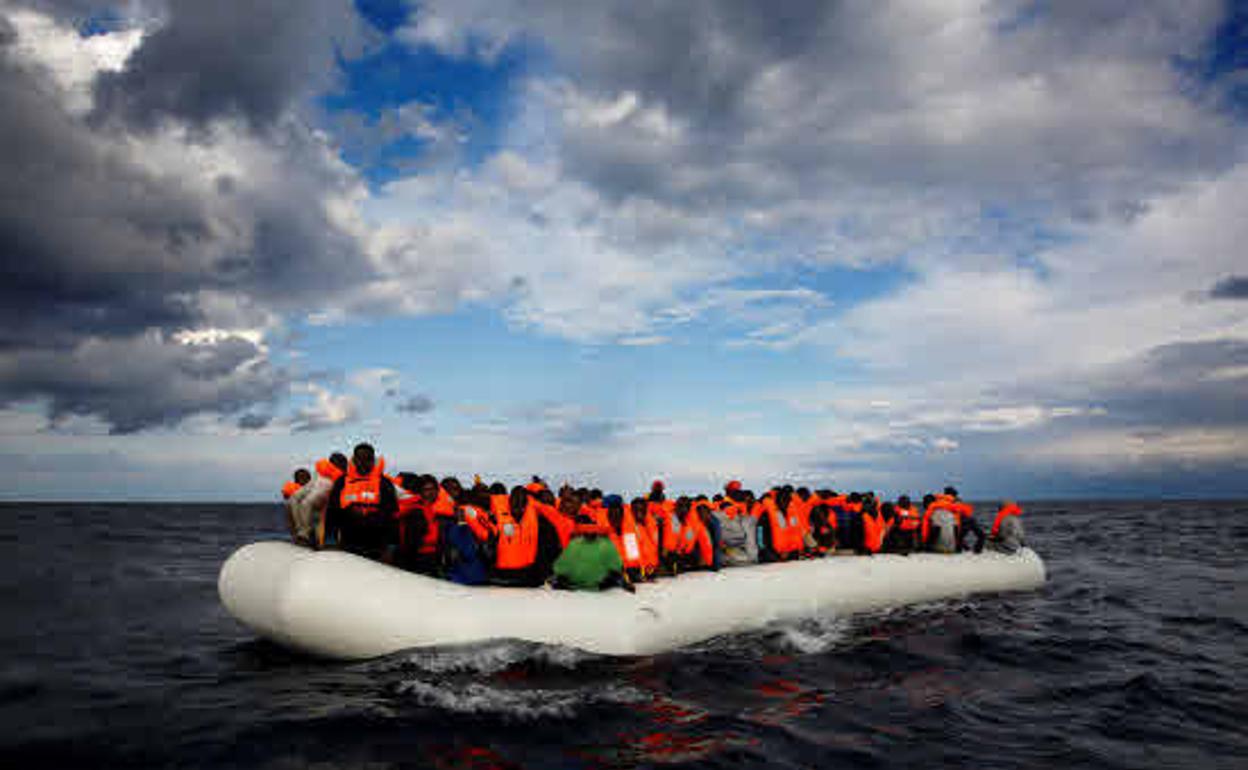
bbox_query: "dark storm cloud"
[395,394,435,415]
[0,3,377,432]
[0,333,288,434]
[92,0,365,129]
[1209,276,1248,299]
[237,412,273,430]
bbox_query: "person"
[287,453,347,548]
[807,495,838,554]
[490,485,545,586]
[940,486,984,553]
[755,487,800,562]
[440,489,494,585]
[604,494,653,580]
[282,468,310,542]
[922,493,959,554]
[323,443,399,560]
[551,520,633,592]
[711,486,758,566]
[393,473,430,570]
[281,469,309,500]
[859,497,889,555]
[988,501,1025,554]
[672,497,715,572]
[891,495,921,553]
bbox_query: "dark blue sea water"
[2,501,1246,769]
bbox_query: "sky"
[0,0,1246,501]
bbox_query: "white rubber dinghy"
[219,541,1046,660]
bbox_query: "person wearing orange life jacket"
[630,497,661,576]
[323,443,398,561]
[755,488,802,562]
[440,487,495,586]
[530,487,575,550]
[939,486,985,553]
[281,469,309,500]
[860,500,892,554]
[604,494,655,581]
[392,473,430,570]
[788,486,819,553]
[921,493,960,554]
[806,489,838,554]
[490,485,545,586]
[889,494,922,553]
[988,500,1025,554]
[551,515,633,592]
[281,467,311,544]
[674,498,717,571]
[290,453,346,548]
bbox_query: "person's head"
[489,481,507,496]
[898,495,912,509]
[922,493,936,508]
[944,486,959,499]
[881,502,895,520]
[536,489,556,506]
[418,473,440,503]
[649,480,666,502]
[848,491,863,504]
[725,479,743,500]
[589,488,603,502]
[509,485,529,513]
[675,496,691,520]
[351,443,375,473]
[441,477,463,499]
[776,486,793,510]
[796,486,811,500]
[293,468,311,485]
[604,494,625,529]
[631,497,646,517]
[328,452,348,472]
[558,488,581,515]
[396,472,418,493]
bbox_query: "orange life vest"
[615,506,658,572]
[393,483,424,550]
[339,458,385,515]
[788,495,815,540]
[655,503,684,556]
[281,481,302,499]
[922,496,967,542]
[532,499,574,548]
[991,504,1022,537]
[462,504,494,542]
[494,499,540,570]
[862,510,888,553]
[314,458,344,482]
[760,497,801,558]
[677,507,715,567]
[895,505,922,532]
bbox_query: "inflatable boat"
[219,541,1046,659]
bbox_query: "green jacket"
[552,535,623,591]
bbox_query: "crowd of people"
[281,443,1028,592]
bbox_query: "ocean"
[1,501,1245,769]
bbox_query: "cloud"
[395,394,435,415]
[1209,275,1248,300]
[289,384,361,432]
[0,4,377,432]
[91,0,368,130]
[236,412,273,430]
[0,331,288,434]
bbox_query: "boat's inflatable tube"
[219,541,1046,660]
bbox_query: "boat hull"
[219,540,1046,659]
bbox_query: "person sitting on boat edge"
[439,487,495,586]
[289,453,347,548]
[988,501,1025,554]
[282,467,310,543]
[551,518,633,592]
[941,486,985,553]
[323,443,398,562]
